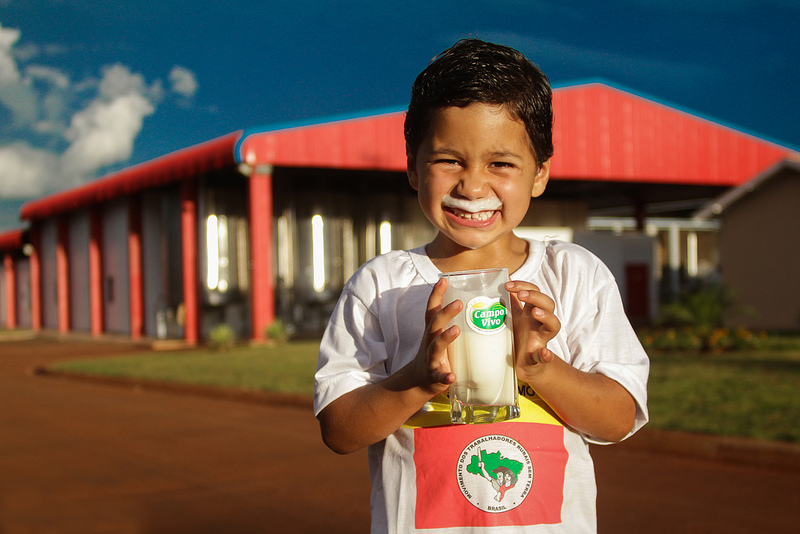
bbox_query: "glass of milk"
[440,268,520,424]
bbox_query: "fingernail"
[534,307,545,318]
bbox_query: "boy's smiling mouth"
[442,194,502,222]
[447,207,496,221]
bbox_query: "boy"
[314,39,649,533]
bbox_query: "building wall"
[39,219,58,330]
[199,175,251,340]
[271,168,427,333]
[520,199,588,230]
[102,198,130,334]
[719,167,800,330]
[142,191,166,339]
[0,259,5,327]
[574,231,658,322]
[15,256,31,329]
[69,210,91,331]
[142,187,186,339]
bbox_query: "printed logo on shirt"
[413,419,567,529]
[456,434,533,513]
[466,297,507,335]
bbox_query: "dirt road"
[1,336,798,533]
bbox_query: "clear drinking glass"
[440,268,520,424]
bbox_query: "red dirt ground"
[1,336,798,533]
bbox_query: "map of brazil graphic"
[413,422,567,529]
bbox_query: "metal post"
[249,165,275,341]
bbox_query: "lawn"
[49,337,800,442]
[50,340,321,395]
[647,346,800,442]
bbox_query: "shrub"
[641,283,762,353]
[208,323,237,351]
[639,325,765,354]
[264,319,294,345]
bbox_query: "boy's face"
[407,103,550,252]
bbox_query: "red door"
[625,263,650,322]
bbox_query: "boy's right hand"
[411,278,462,397]
[317,278,463,455]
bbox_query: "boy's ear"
[531,159,551,198]
[406,144,420,191]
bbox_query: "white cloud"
[25,65,70,89]
[0,79,39,129]
[0,23,21,85]
[0,143,61,197]
[98,63,147,99]
[60,65,156,178]
[169,65,198,98]
[0,24,199,198]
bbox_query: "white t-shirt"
[315,239,650,533]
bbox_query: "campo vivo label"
[466,297,507,335]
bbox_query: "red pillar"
[181,180,199,345]
[89,207,104,336]
[28,226,41,331]
[3,253,16,329]
[128,197,143,339]
[56,217,70,334]
[249,167,275,341]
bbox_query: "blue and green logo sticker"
[466,297,508,335]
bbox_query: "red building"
[0,82,795,342]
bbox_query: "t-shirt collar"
[409,238,546,285]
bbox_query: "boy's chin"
[441,233,495,251]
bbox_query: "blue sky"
[0,0,798,211]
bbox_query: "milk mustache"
[440,268,520,424]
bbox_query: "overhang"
[550,82,795,186]
[693,158,800,219]
[235,107,408,172]
[236,82,796,188]
[0,228,23,253]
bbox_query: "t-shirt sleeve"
[578,279,650,444]
[313,287,389,416]
[554,249,650,444]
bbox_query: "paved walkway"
[2,336,799,533]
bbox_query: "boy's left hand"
[506,281,561,382]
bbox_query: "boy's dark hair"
[404,39,554,168]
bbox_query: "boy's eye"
[491,161,515,169]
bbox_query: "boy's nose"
[455,168,490,199]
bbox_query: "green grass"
[49,337,800,442]
[50,341,321,395]
[646,340,800,442]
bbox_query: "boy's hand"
[412,278,461,397]
[506,281,561,382]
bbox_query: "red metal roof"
[18,82,796,223]
[0,228,23,252]
[238,83,794,187]
[236,109,408,171]
[550,83,793,186]
[20,132,240,221]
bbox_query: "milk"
[449,324,516,405]
[440,268,520,424]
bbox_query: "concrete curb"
[35,365,800,473]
